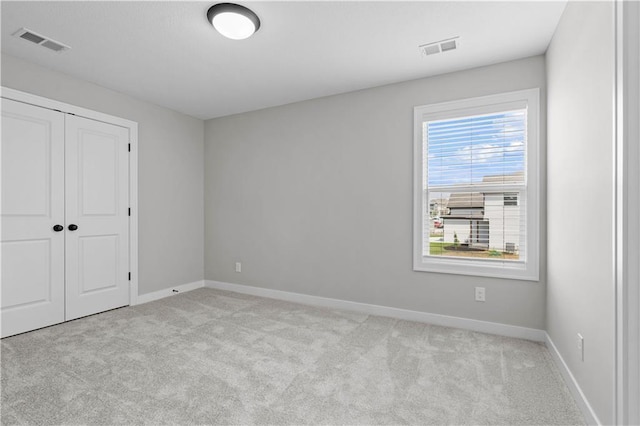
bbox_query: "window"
[504,193,518,206]
[413,89,539,281]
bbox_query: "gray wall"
[1,53,205,296]
[546,2,615,423]
[204,56,547,329]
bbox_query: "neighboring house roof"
[443,172,523,217]
[446,192,484,209]
[482,171,524,184]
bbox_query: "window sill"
[414,256,539,281]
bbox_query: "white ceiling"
[1,1,566,120]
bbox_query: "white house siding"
[484,193,521,252]
[444,219,472,244]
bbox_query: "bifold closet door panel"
[64,115,130,321]
[1,99,65,338]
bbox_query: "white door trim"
[1,86,139,306]
[615,1,640,424]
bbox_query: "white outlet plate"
[235,262,241,273]
[475,287,486,302]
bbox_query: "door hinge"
[128,143,131,152]
[128,272,131,281]
[128,207,131,216]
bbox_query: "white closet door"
[1,99,65,338]
[64,115,130,320]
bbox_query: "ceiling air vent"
[12,28,70,53]
[420,37,459,57]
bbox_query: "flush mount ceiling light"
[207,3,260,40]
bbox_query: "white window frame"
[413,88,540,281]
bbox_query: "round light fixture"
[207,3,260,40]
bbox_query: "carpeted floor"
[1,288,583,425]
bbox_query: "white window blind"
[427,111,526,188]
[425,110,527,261]
[413,89,539,281]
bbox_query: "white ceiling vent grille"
[12,28,70,53]
[420,37,459,57]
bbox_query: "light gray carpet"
[1,288,583,425]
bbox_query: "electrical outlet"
[235,262,242,273]
[475,287,486,302]
[577,333,584,361]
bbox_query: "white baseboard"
[205,280,545,342]
[136,280,205,305]
[545,333,601,425]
